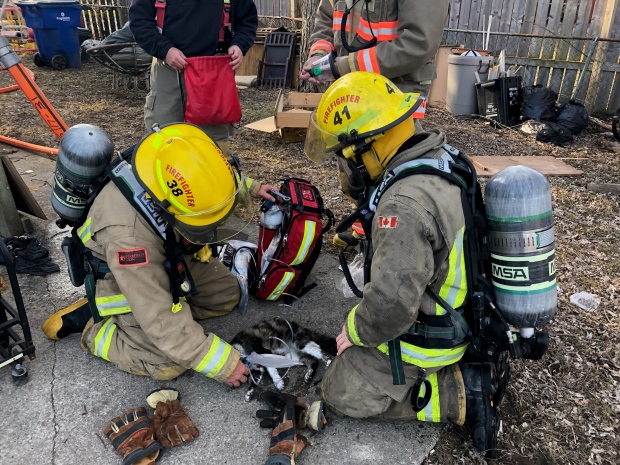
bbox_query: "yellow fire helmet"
[304,72,424,165]
[133,123,254,244]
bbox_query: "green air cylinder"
[52,124,114,224]
[485,166,556,328]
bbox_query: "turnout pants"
[81,259,240,380]
[322,346,466,425]
[144,58,233,155]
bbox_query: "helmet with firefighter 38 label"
[304,72,425,164]
[132,123,254,244]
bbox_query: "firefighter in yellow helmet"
[305,72,508,457]
[44,123,278,389]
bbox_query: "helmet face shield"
[172,172,256,244]
[304,110,342,164]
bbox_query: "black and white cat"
[230,318,337,401]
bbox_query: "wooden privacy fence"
[79,0,127,40]
[444,0,620,114]
[443,30,620,114]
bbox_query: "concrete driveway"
[0,146,440,465]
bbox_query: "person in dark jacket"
[129,0,258,155]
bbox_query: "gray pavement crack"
[51,341,59,465]
[46,276,59,465]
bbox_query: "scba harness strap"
[337,145,488,409]
[64,146,197,321]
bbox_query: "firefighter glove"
[256,390,326,432]
[103,407,163,465]
[146,388,199,449]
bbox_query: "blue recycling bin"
[16,0,83,69]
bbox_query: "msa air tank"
[485,166,557,329]
[52,124,114,224]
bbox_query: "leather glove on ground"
[146,388,199,449]
[257,391,308,465]
[103,407,163,465]
[257,390,327,432]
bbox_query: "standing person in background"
[129,0,258,155]
[300,0,449,95]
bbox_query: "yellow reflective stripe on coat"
[290,220,316,265]
[436,226,467,315]
[266,272,295,300]
[94,318,116,361]
[346,305,364,346]
[377,341,467,369]
[95,294,132,316]
[416,372,441,422]
[194,335,232,378]
[78,217,92,244]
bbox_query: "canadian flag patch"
[378,216,398,229]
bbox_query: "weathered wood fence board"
[444,0,620,114]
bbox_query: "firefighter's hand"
[165,47,187,70]
[256,184,278,202]
[300,55,322,85]
[336,325,354,356]
[229,45,243,71]
[224,360,249,387]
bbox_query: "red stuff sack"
[183,56,242,126]
[254,178,334,302]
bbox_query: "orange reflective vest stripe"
[356,47,380,73]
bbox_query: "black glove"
[256,390,327,432]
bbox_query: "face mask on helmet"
[304,72,423,196]
[133,123,256,244]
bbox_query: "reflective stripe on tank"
[194,335,232,378]
[436,226,467,315]
[96,294,132,316]
[78,217,92,244]
[376,341,468,369]
[491,249,556,295]
[266,272,295,301]
[416,372,441,422]
[94,318,116,361]
[290,221,316,265]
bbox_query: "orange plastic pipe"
[0,83,19,93]
[0,67,34,94]
[6,62,67,139]
[0,134,58,156]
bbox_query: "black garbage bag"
[535,121,574,148]
[612,107,620,141]
[3,236,60,276]
[521,85,558,121]
[556,100,589,135]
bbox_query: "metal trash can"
[446,51,494,116]
[16,0,83,70]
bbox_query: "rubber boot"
[461,362,499,458]
[42,298,92,340]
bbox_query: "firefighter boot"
[42,298,91,340]
[461,362,500,458]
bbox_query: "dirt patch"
[1,57,619,465]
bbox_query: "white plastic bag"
[337,253,365,298]
[222,240,257,311]
[569,292,601,312]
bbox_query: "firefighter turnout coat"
[309,0,450,93]
[322,129,467,423]
[79,182,241,381]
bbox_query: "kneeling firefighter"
[44,122,279,387]
[304,72,553,457]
